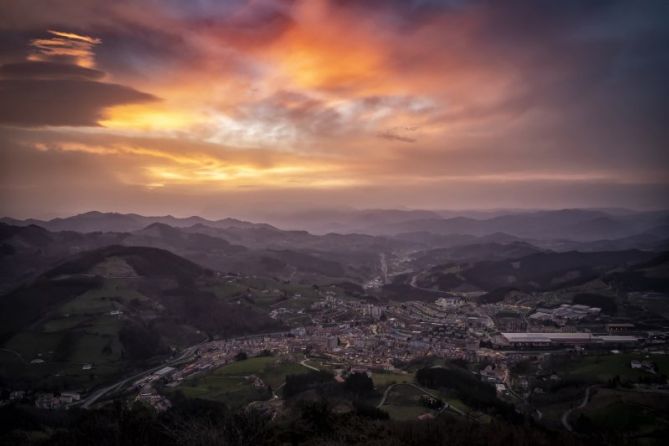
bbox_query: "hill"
[413,250,657,293]
[411,241,545,268]
[0,246,283,390]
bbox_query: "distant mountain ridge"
[4,209,668,242]
[0,211,272,234]
[367,209,669,241]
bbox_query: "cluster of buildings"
[528,304,601,325]
[630,359,658,374]
[34,392,81,409]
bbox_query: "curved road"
[299,358,320,372]
[561,385,595,432]
[409,274,451,295]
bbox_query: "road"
[0,348,26,364]
[561,385,595,432]
[379,253,388,284]
[376,382,465,416]
[79,343,201,409]
[299,358,320,372]
[409,273,451,295]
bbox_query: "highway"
[79,343,202,409]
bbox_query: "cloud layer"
[0,0,667,217]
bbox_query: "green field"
[441,395,469,414]
[572,388,669,444]
[372,371,414,388]
[171,356,309,407]
[175,374,270,407]
[59,281,146,316]
[555,353,669,384]
[380,383,438,421]
[301,356,344,373]
[4,332,63,361]
[209,278,323,311]
[215,356,306,388]
[0,280,139,389]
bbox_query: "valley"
[1,208,669,445]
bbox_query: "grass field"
[172,356,307,407]
[209,278,323,310]
[441,395,469,413]
[0,280,136,389]
[555,353,669,384]
[59,281,146,316]
[216,356,306,388]
[208,282,248,300]
[301,356,343,372]
[4,332,63,361]
[572,388,669,443]
[380,383,437,420]
[176,374,270,407]
[372,371,414,388]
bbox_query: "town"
[9,281,665,427]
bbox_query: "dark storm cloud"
[0,77,156,127]
[505,1,669,165]
[0,61,104,80]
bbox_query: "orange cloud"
[29,30,101,68]
[100,104,199,132]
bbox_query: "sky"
[0,0,668,219]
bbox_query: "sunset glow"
[1,0,667,218]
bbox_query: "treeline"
[415,366,521,422]
[0,397,589,446]
[283,371,374,399]
[283,371,337,398]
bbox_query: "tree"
[234,351,248,361]
[283,371,334,398]
[344,372,374,397]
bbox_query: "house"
[606,323,635,334]
[641,360,657,373]
[60,392,81,403]
[9,390,25,401]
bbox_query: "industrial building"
[496,332,639,348]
